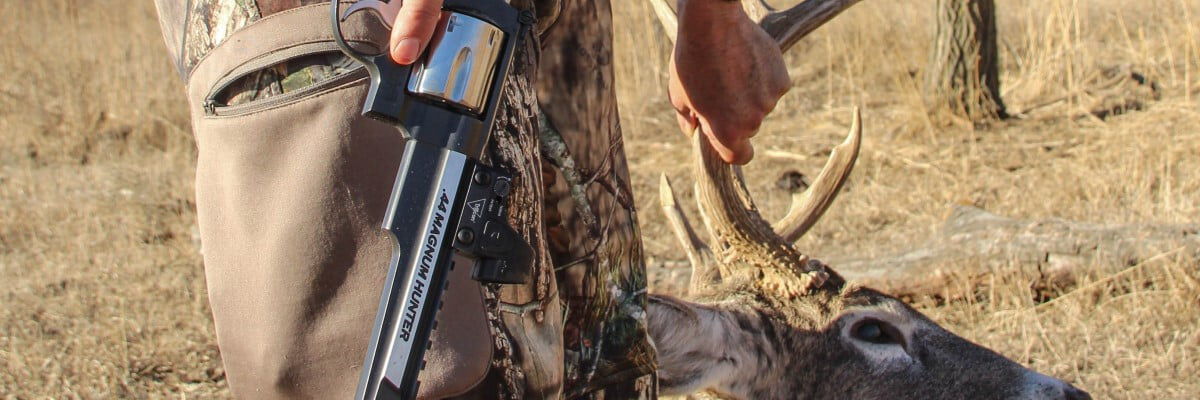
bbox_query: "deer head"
[646,1,1091,399]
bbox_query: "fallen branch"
[1012,65,1161,120]
[1033,246,1186,310]
[831,206,1200,295]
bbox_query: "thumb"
[702,127,755,165]
[675,110,698,137]
[390,0,444,65]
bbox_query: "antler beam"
[653,0,863,295]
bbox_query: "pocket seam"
[202,73,368,119]
[205,39,376,104]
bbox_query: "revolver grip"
[362,54,413,124]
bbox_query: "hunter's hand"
[388,0,444,65]
[669,0,790,165]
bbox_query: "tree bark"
[924,0,1008,122]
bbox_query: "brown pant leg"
[156,2,563,398]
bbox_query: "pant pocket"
[184,5,492,399]
[201,41,369,117]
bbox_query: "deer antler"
[659,174,720,292]
[741,0,777,22]
[650,0,864,52]
[759,0,864,52]
[773,109,860,242]
[652,0,863,297]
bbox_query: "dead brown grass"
[0,1,218,398]
[1,0,1197,398]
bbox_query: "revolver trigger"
[341,0,403,29]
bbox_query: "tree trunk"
[924,0,1007,122]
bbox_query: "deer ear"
[647,295,741,396]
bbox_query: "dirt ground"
[2,0,1198,398]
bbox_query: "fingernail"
[392,38,420,64]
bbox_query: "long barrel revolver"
[331,1,535,398]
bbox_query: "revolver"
[331,1,535,399]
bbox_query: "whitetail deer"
[645,1,1091,399]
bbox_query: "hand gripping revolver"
[331,1,535,399]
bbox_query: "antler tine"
[742,0,776,22]
[659,174,721,293]
[648,0,774,41]
[773,107,861,242]
[762,0,865,52]
[650,0,865,53]
[649,0,678,43]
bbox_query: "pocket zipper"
[203,41,374,117]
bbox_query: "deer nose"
[1062,385,1091,400]
[1022,371,1090,400]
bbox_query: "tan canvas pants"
[185,7,497,398]
[160,1,655,398]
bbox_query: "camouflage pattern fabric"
[153,0,656,398]
[535,0,657,397]
[217,52,359,106]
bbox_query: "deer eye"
[851,319,901,345]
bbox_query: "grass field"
[2,0,1198,398]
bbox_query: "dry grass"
[0,1,218,398]
[1,0,1197,398]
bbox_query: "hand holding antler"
[669,0,791,165]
